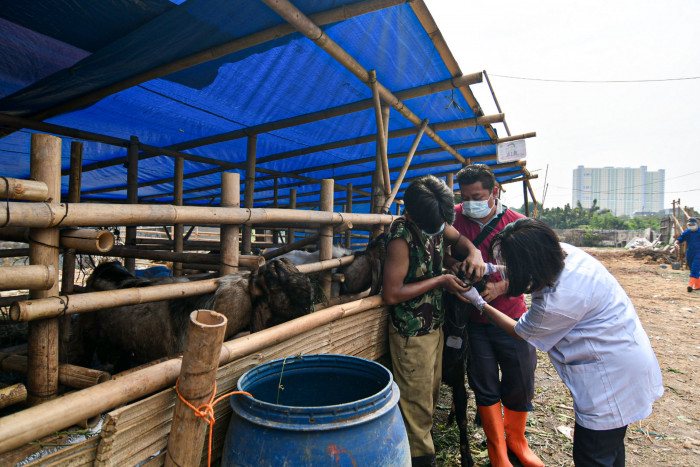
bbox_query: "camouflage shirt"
[386,217,445,337]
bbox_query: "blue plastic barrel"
[222,354,410,466]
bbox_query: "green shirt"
[386,217,445,337]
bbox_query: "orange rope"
[175,377,253,467]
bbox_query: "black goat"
[66,259,313,372]
[338,233,386,295]
[441,271,489,467]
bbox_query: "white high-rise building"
[572,166,665,217]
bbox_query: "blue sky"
[427,0,700,212]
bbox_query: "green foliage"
[513,200,665,231]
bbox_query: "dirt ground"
[433,248,700,466]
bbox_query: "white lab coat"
[514,243,664,430]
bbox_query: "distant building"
[572,166,665,217]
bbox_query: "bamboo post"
[345,183,353,248]
[446,172,454,191]
[220,172,240,275]
[241,135,257,255]
[319,179,334,300]
[0,178,48,202]
[125,136,139,273]
[0,265,55,291]
[60,141,82,299]
[165,310,227,467]
[27,133,61,406]
[382,119,428,212]
[287,188,297,244]
[173,157,184,277]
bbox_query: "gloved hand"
[461,286,487,311]
[484,262,499,275]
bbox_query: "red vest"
[453,205,527,323]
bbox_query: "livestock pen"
[0,0,537,464]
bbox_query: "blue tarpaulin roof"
[0,0,531,212]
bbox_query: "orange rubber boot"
[503,407,544,467]
[477,402,513,467]
[691,277,700,290]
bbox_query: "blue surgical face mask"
[462,194,493,219]
[421,222,445,237]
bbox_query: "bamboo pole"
[409,0,498,140]
[0,178,48,202]
[75,246,263,268]
[0,248,29,258]
[0,295,385,454]
[382,118,428,212]
[318,180,334,299]
[523,181,529,216]
[0,201,394,229]
[370,70,391,195]
[59,229,114,252]
[125,136,139,273]
[0,227,114,253]
[10,278,220,322]
[173,157,184,277]
[287,188,297,244]
[446,172,454,191]
[345,183,353,248]
[241,136,257,255]
[27,133,61,406]
[260,0,468,164]
[0,384,26,410]
[0,265,55,291]
[262,221,352,261]
[165,310,227,467]
[220,172,240,275]
[0,353,110,389]
[294,253,354,275]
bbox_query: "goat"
[67,259,313,372]
[337,233,387,295]
[441,270,489,467]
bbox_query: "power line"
[489,74,700,83]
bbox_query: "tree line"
[511,200,663,231]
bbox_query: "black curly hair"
[403,175,455,234]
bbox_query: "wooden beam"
[260,0,470,163]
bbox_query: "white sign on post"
[497,139,526,163]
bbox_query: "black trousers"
[573,423,627,467]
[466,321,537,410]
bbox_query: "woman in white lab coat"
[461,218,664,467]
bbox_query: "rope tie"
[174,377,252,467]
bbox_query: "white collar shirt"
[514,243,664,430]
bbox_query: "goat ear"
[250,274,267,297]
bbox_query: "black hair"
[403,175,455,233]
[490,218,566,296]
[455,164,496,192]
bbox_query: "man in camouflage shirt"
[383,175,484,467]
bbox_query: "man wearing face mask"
[674,217,700,292]
[450,164,543,467]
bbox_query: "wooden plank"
[92,306,389,466]
[23,438,99,467]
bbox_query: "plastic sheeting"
[0,0,526,212]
